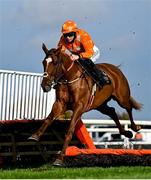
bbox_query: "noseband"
[43,72,49,77]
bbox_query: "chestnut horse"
[29,43,142,166]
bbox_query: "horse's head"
[41,43,61,92]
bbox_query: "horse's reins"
[53,59,84,86]
[56,58,96,111]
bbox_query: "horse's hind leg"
[126,108,141,132]
[96,103,133,138]
[115,97,141,132]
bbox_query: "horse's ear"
[42,43,48,55]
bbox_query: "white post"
[21,75,26,119]
[35,77,41,119]
[13,74,19,120]
[10,73,15,120]
[2,73,7,120]
[28,75,34,119]
[0,73,3,120]
[6,74,11,120]
[17,75,23,119]
[31,76,38,119]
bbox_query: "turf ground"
[0,165,151,179]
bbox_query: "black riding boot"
[92,65,111,86]
[78,58,111,87]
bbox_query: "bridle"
[43,51,84,88]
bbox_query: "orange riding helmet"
[62,20,77,34]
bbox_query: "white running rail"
[83,119,151,148]
[0,70,55,120]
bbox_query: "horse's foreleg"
[28,100,67,141]
[53,103,83,166]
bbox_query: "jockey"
[58,20,110,87]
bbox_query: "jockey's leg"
[78,58,111,87]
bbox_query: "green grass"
[0,165,151,179]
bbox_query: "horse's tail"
[130,96,143,111]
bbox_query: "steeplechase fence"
[0,69,151,167]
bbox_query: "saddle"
[78,58,111,88]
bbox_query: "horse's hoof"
[28,135,39,142]
[124,130,133,138]
[53,159,64,167]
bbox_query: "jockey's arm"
[79,33,94,59]
[57,37,78,61]
[57,34,100,62]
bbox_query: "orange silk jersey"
[58,29,94,59]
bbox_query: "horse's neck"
[61,55,81,80]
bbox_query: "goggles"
[64,32,75,38]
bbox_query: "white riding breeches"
[91,45,100,62]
